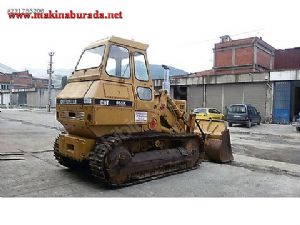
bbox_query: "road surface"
[1,109,300,197]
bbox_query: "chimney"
[220,35,232,43]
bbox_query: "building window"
[1,84,8,90]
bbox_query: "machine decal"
[57,98,83,105]
[94,99,133,107]
[57,98,132,107]
[135,111,148,123]
[149,118,157,130]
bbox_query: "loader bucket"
[195,119,233,163]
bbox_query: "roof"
[85,36,149,50]
[215,36,275,51]
[194,107,218,110]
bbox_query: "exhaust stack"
[162,64,170,94]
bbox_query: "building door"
[18,92,27,106]
[273,81,291,123]
[173,86,187,100]
[291,81,300,120]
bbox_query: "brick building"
[0,70,50,107]
[0,72,10,90]
[0,70,48,90]
[154,35,300,123]
[32,77,49,88]
[274,48,300,70]
[213,36,276,75]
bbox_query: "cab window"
[134,52,149,81]
[76,45,105,70]
[106,45,130,78]
[137,87,152,101]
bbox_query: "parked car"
[227,104,261,128]
[193,107,224,120]
[292,117,300,132]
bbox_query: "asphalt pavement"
[0,108,300,197]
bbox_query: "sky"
[0,0,300,74]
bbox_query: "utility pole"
[9,78,13,108]
[46,52,54,112]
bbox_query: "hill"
[149,64,187,79]
[0,63,16,74]
[0,62,187,88]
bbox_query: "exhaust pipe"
[162,64,170,94]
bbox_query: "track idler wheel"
[105,146,132,185]
[106,146,132,167]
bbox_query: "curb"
[231,154,300,177]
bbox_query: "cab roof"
[85,36,149,51]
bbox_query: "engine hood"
[57,81,93,101]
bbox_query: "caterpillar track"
[90,132,204,187]
[55,132,204,187]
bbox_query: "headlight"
[84,97,92,104]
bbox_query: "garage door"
[187,85,203,112]
[2,93,10,105]
[223,83,243,107]
[244,83,266,120]
[206,84,222,111]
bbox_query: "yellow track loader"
[54,36,233,186]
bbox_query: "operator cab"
[56,36,155,137]
[69,36,151,84]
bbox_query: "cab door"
[92,43,135,125]
[131,51,155,125]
